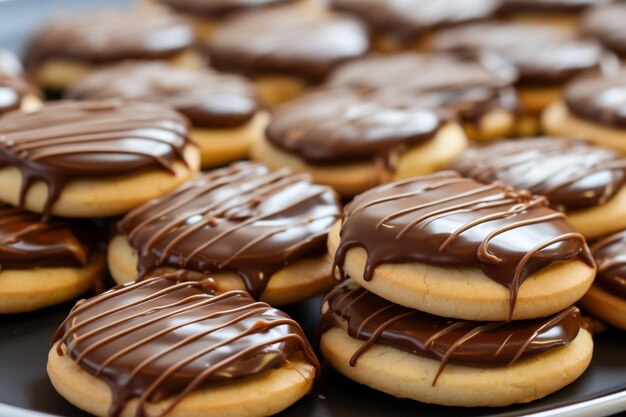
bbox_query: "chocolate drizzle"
[454,137,626,211]
[591,230,626,299]
[332,172,594,318]
[117,162,341,298]
[320,280,582,384]
[159,0,296,17]
[51,275,318,417]
[583,3,626,58]
[565,69,626,128]
[0,100,192,220]
[67,62,259,128]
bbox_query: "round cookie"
[0,99,200,220]
[578,230,626,330]
[253,88,468,196]
[109,162,341,305]
[581,2,626,58]
[331,0,500,52]
[329,171,596,321]
[24,8,197,91]
[48,276,318,417]
[327,52,520,141]
[0,48,41,115]
[543,69,626,155]
[67,61,267,168]
[207,3,369,106]
[319,281,593,407]
[0,205,105,313]
[498,0,608,31]
[453,137,626,238]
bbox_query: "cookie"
[578,230,626,330]
[319,280,593,407]
[327,52,520,141]
[328,171,595,320]
[581,2,626,58]
[252,88,467,196]
[48,275,318,417]
[331,0,500,52]
[24,8,197,91]
[0,100,200,220]
[498,0,607,31]
[453,137,626,238]
[108,162,341,305]
[67,61,267,168]
[0,48,41,115]
[207,3,369,106]
[0,205,104,313]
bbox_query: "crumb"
[318,394,326,400]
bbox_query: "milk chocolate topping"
[118,162,341,298]
[159,0,295,17]
[52,275,318,417]
[0,204,98,269]
[333,172,594,317]
[321,280,582,384]
[0,49,37,115]
[565,69,626,128]
[327,52,519,124]
[266,88,448,165]
[431,22,611,85]
[454,137,626,211]
[207,5,369,82]
[67,62,259,128]
[583,3,626,58]
[499,0,607,14]
[24,9,194,68]
[591,230,626,299]
[0,100,191,220]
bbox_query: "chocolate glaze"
[117,162,341,298]
[266,88,449,165]
[0,99,192,220]
[327,52,519,124]
[24,9,194,69]
[431,22,612,85]
[0,49,37,115]
[51,275,318,417]
[0,204,98,269]
[453,137,626,212]
[159,0,295,17]
[591,230,626,300]
[499,0,607,14]
[207,5,370,82]
[583,3,626,58]
[331,0,500,42]
[565,69,626,128]
[333,171,594,318]
[67,62,259,129]
[321,280,582,384]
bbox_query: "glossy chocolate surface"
[592,230,626,299]
[207,4,369,82]
[454,137,626,211]
[159,0,295,17]
[333,172,594,317]
[565,69,626,128]
[67,61,259,128]
[52,276,318,417]
[118,162,341,298]
[321,280,582,383]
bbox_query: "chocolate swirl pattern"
[592,230,626,299]
[0,100,192,220]
[321,280,582,384]
[51,275,318,417]
[454,138,626,211]
[565,69,626,128]
[118,162,341,298]
[333,171,594,317]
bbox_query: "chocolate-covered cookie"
[48,275,318,417]
[0,49,41,115]
[67,61,265,167]
[582,3,626,58]
[0,99,200,220]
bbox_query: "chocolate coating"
[118,162,341,298]
[207,5,370,82]
[52,275,318,417]
[592,230,626,300]
[499,0,607,14]
[0,100,191,220]
[583,3,626,58]
[0,204,98,269]
[431,22,611,85]
[159,0,295,17]
[321,280,582,383]
[24,9,194,68]
[266,88,449,165]
[0,49,37,115]
[327,52,519,124]
[333,171,594,317]
[564,69,626,128]
[453,137,626,211]
[67,62,259,129]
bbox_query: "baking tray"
[0,1,625,416]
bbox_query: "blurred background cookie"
[498,0,608,31]
[0,48,41,115]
